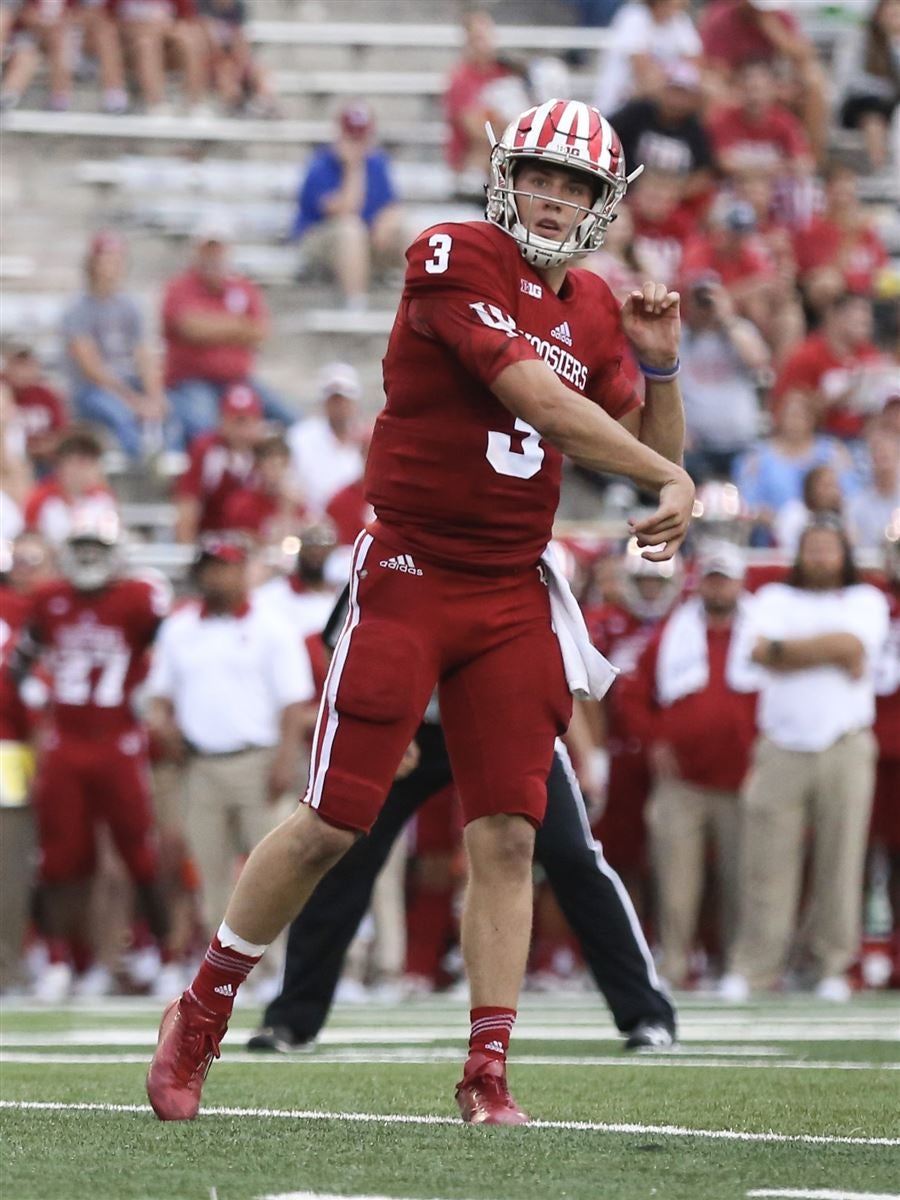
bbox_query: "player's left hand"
[621,284,681,370]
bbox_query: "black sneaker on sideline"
[245,1025,314,1053]
[623,1021,676,1052]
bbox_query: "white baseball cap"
[698,541,746,581]
[316,362,361,402]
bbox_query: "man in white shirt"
[287,363,366,516]
[721,517,889,1001]
[146,533,316,937]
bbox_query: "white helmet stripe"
[553,100,580,142]
[574,101,590,144]
[523,98,558,149]
[597,114,613,173]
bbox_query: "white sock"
[216,921,269,959]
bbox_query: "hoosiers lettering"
[468,301,589,392]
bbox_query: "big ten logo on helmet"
[469,301,589,391]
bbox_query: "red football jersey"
[367,221,640,571]
[174,431,256,533]
[26,577,169,736]
[583,601,662,743]
[0,587,32,742]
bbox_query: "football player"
[586,544,683,915]
[148,98,694,1125]
[10,512,173,1001]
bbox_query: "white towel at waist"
[541,545,618,701]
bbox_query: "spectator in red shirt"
[681,198,803,359]
[162,216,290,444]
[700,0,829,159]
[23,427,118,546]
[625,542,757,987]
[443,8,511,193]
[173,381,263,543]
[626,169,694,287]
[326,474,373,549]
[773,293,888,442]
[706,59,813,183]
[793,164,889,317]
[222,433,306,545]
[2,346,68,475]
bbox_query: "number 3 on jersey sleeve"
[424,233,452,274]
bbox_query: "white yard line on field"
[3,1051,898,1072]
[2,1100,898,1147]
[747,1191,900,1199]
[2,1021,898,1048]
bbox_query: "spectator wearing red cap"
[222,434,307,545]
[173,382,263,543]
[289,101,405,311]
[163,218,291,443]
[62,231,178,460]
[2,346,68,475]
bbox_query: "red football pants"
[33,729,159,885]
[304,531,572,834]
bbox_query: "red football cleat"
[146,994,227,1121]
[455,1052,530,1126]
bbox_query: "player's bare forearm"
[493,359,694,558]
[635,377,685,466]
[494,359,684,494]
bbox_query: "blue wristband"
[639,358,680,381]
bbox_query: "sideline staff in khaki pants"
[628,542,758,987]
[721,519,889,1001]
[146,533,316,938]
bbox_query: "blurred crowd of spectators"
[0,0,277,116]
[1,0,899,1008]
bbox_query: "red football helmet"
[485,98,642,269]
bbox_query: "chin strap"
[626,163,645,184]
[484,121,497,147]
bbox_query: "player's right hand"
[629,470,695,561]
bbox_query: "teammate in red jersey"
[147,98,694,1125]
[585,546,683,916]
[10,511,173,1001]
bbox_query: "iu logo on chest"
[468,300,589,392]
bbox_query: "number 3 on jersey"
[487,418,544,480]
[425,233,452,274]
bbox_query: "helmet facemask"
[485,107,640,269]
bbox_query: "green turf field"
[2,993,898,1200]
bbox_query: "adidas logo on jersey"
[485,1040,505,1053]
[550,321,572,347]
[379,555,423,576]
[213,983,235,996]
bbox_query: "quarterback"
[147,99,694,1125]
